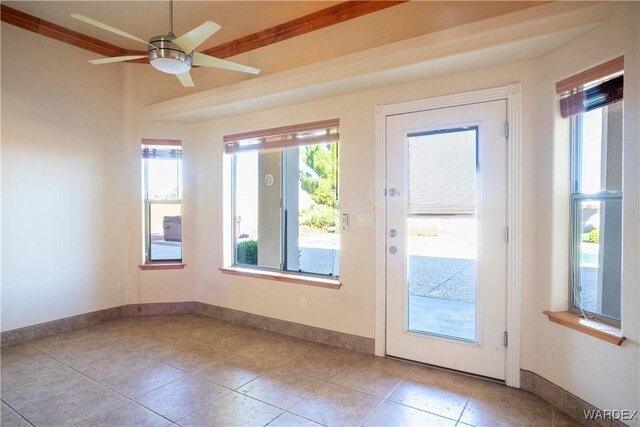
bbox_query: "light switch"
[341,214,349,231]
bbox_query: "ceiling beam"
[1,1,407,64]
[202,1,408,59]
[0,5,138,58]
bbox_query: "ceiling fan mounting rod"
[169,0,174,35]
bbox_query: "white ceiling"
[4,1,339,51]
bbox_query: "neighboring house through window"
[558,57,624,325]
[142,139,183,263]
[225,120,340,278]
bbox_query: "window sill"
[543,311,625,346]
[139,263,185,271]
[219,267,341,289]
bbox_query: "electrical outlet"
[366,197,374,211]
[118,282,127,294]
[300,297,308,309]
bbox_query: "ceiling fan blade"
[176,72,195,87]
[71,14,156,50]
[172,21,221,54]
[88,55,147,65]
[192,52,260,75]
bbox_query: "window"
[142,139,182,263]
[225,120,340,279]
[558,58,624,325]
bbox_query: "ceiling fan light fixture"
[150,56,191,74]
[148,34,192,75]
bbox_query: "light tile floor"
[1,314,581,427]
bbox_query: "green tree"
[299,143,338,207]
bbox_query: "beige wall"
[128,87,196,306]
[529,3,639,416]
[1,24,130,330]
[1,1,638,420]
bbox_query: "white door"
[385,100,507,380]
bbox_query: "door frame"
[374,84,523,387]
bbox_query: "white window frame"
[569,106,623,326]
[142,139,183,265]
[224,120,340,280]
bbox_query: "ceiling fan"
[71,0,260,87]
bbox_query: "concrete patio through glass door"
[408,255,476,341]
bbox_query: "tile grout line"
[0,398,36,426]
[160,344,318,424]
[61,343,247,426]
[288,356,470,425]
[170,388,236,426]
[470,382,555,410]
[358,398,386,427]
[387,399,463,424]
[187,356,289,393]
[383,362,471,423]
[23,348,177,425]
[283,410,326,426]
[263,355,379,426]
[326,377,376,395]
[172,390,286,427]
[330,362,466,423]
[115,330,314,408]
[455,384,476,425]
[381,360,419,398]
[239,369,326,412]
[7,342,91,421]
[354,358,420,426]
[231,349,305,390]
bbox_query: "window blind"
[224,119,339,154]
[141,138,182,160]
[408,128,476,215]
[557,57,624,118]
[142,147,182,160]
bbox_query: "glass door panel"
[407,128,478,342]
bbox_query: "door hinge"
[504,227,509,243]
[505,122,510,139]
[503,331,509,347]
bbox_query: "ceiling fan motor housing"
[148,33,193,74]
